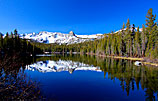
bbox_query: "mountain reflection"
[1,54,157,100]
[26,60,102,73]
[28,54,158,101]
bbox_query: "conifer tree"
[145,8,157,57]
[134,27,141,57]
[106,34,111,55]
[146,8,156,32]
[125,19,132,56]
[11,32,13,38]
[0,33,3,50]
[150,24,158,58]
[131,24,136,57]
[14,29,18,37]
[4,32,9,49]
[111,32,115,55]
[13,29,19,51]
[117,32,122,56]
[118,22,126,56]
[141,24,146,56]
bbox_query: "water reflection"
[26,60,101,73]
[1,54,158,100]
[26,54,158,101]
[0,54,42,100]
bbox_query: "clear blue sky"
[0,0,158,35]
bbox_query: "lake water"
[1,54,158,100]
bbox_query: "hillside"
[20,31,103,45]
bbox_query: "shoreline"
[86,53,158,67]
[41,52,158,67]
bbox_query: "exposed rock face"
[69,31,76,36]
[19,31,103,45]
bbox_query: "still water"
[1,54,158,100]
[23,55,158,101]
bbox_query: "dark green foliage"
[43,8,157,59]
[0,30,43,56]
[134,26,141,57]
[0,8,157,59]
[145,8,157,58]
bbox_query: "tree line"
[47,8,158,59]
[0,29,43,56]
[0,8,157,59]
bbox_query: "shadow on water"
[1,54,158,100]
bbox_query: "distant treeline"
[0,8,157,59]
[0,29,43,56]
[38,8,157,59]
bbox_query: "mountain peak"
[69,31,75,36]
[20,31,103,45]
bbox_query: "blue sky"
[0,0,158,35]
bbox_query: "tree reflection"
[4,54,157,100]
[103,58,158,100]
[36,54,158,100]
[0,53,43,100]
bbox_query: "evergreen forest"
[0,8,158,59]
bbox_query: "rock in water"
[134,61,142,66]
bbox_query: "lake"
[1,54,158,100]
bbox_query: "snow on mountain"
[20,31,103,45]
[114,27,142,34]
[25,60,102,73]
[20,28,141,45]
[76,34,103,39]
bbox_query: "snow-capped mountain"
[20,31,103,45]
[114,27,142,33]
[25,60,102,73]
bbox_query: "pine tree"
[145,8,157,57]
[134,27,141,57]
[146,8,156,32]
[150,24,158,58]
[14,29,18,37]
[125,19,132,56]
[120,22,126,56]
[11,32,13,38]
[111,32,115,55]
[0,33,3,50]
[131,24,136,57]
[141,24,146,57]
[4,32,9,49]
[126,19,130,30]
[13,29,19,51]
[117,32,122,56]
[106,34,111,55]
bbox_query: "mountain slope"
[20,31,103,45]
